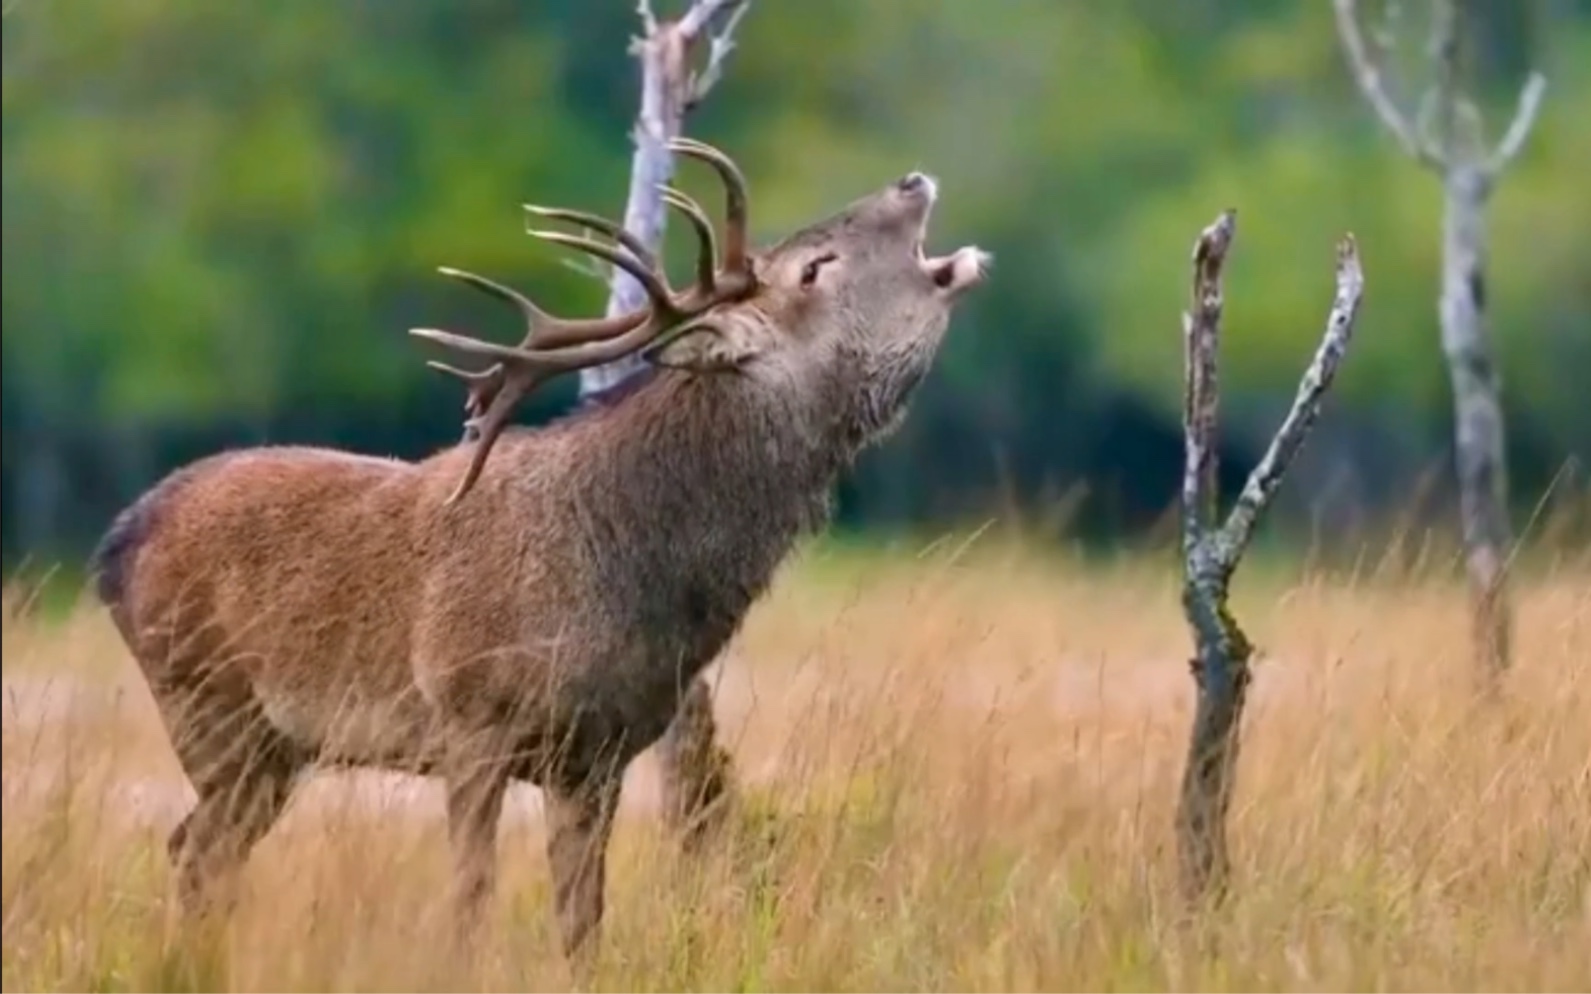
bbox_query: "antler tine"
[427,359,496,382]
[441,364,558,505]
[419,295,700,382]
[425,360,505,435]
[668,137,751,276]
[417,143,767,504]
[412,276,691,504]
[437,266,554,330]
[426,358,503,400]
[414,307,680,505]
[525,204,657,274]
[659,184,718,294]
[439,256,649,361]
[526,227,681,318]
[410,327,534,362]
[420,219,667,482]
[436,264,646,351]
[416,296,746,504]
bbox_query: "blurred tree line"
[3,0,1587,567]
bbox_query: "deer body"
[104,372,836,780]
[92,144,988,962]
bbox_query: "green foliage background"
[3,0,1587,563]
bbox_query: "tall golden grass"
[3,535,1587,991]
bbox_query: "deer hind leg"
[544,770,622,969]
[151,667,308,920]
[656,676,735,851]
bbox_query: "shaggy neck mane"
[572,365,845,536]
[519,365,852,646]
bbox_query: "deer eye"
[799,252,839,288]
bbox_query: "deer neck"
[563,371,845,652]
[593,370,843,543]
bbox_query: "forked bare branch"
[1332,0,1440,168]
[1335,0,1546,685]
[580,0,756,398]
[1177,213,1366,901]
[1337,0,1548,182]
[681,0,752,109]
[1488,71,1548,175]
[636,0,660,38]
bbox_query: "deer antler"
[413,138,758,505]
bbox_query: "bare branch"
[1181,210,1235,554]
[684,0,752,109]
[1217,236,1367,565]
[1332,0,1442,169]
[1336,0,1529,684]
[1176,217,1366,902]
[580,0,755,398]
[1176,209,1246,904]
[676,0,746,39]
[1487,72,1548,175]
[636,0,659,38]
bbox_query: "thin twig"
[685,0,752,109]
[1332,0,1442,169]
[636,0,659,38]
[1487,72,1548,175]
[676,0,746,39]
[1218,237,1366,563]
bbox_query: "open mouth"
[913,223,947,286]
[920,239,992,292]
[896,171,940,257]
[911,209,936,262]
[911,208,939,276]
[895,170,987,291]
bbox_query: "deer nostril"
[895,171,938,202]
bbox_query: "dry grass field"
[3,533,1588,992]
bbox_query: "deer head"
[413,138,990,504]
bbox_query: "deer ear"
[644,315,763,373]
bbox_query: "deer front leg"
[544,772,622,966]
[443,745,511,950]
[656,675,735,851]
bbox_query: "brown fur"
[90,171,988,961]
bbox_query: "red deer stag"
[90,139,990,960]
